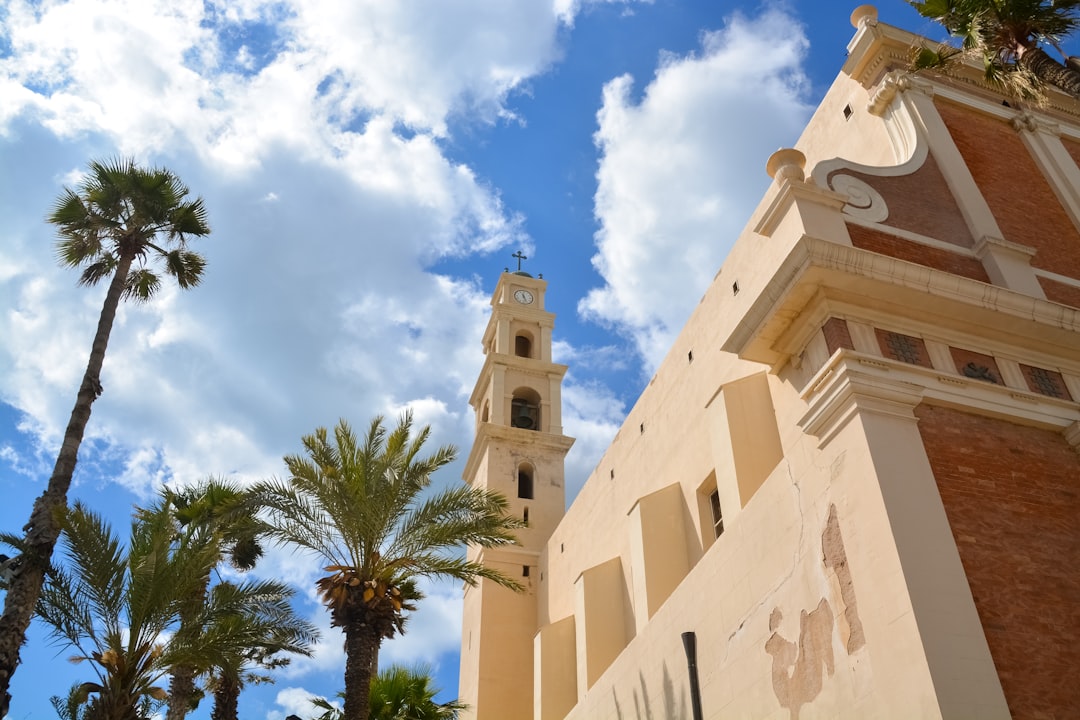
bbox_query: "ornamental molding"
[830,174,889,223]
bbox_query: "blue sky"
[0,1,937,717]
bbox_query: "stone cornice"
[468,353,570,408]
[800,351,1080,447]
[843,8,1080,121]
[721,236,1080,370]
[972,235,1038,262]
[799,358,924,446]
[463,422,575,487]
[754,178,849,238]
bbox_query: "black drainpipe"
[682,631,704,720]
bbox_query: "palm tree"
[253,413,524,720]
[367,665,466,720]
[35,501,219,720]
[204,579,319,720]
[0,158,211,714]
[910,0,1080,100]
[50,683,163,720]
[161,479,266,720]
[310,665,466,720]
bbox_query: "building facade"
[460,6,1080,719]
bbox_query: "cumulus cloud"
[561,378,625,500]
[270,686,335,720]
[0,0,571,165]
[580,5,813,369]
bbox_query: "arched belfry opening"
[481,400,490,423]
[515,332,534,359]
[510,388,541,431]
[517,461,535,499]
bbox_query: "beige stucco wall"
[524,12,1073,720]
[463,9,1080,720]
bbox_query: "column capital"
[799,355,925,446]
[1011,111,1061,136]
[868,70,935,117]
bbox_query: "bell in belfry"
[513,404,535,429]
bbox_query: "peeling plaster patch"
[765,503,867,719]
[765,600,835,720]
[822,503,866,653]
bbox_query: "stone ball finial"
[850,5,878,29]
[766,148,806,183]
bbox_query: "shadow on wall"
[612,663,687,720]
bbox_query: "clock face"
[514,289,534,305]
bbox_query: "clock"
[514,289,534,305]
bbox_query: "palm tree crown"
[204,579,319,720]
[157,478,268,720]
[910,0,1080,100]
[254,413,524,720]
[51,157,210,298]
[310,664,466,720]
[35,502,219,720]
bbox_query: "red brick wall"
[1039,276,1080,309]
[936,100,1080,281]
[822,317,854,354]
[831,153,974,247]
[1063,136,1080,168]
[914,404,1080,719]
[847,224,991,282]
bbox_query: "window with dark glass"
[709,490,724,539]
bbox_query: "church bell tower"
[458,259,574,720]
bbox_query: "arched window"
[515,333,533,358]
[481,400,489,423]
[518,462,534,499]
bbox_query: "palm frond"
[908,0,1080,100]
[47,156,210,296]
[58,504,126,631]
[260,409,523,716]
[123,267,161,301]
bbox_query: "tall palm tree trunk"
[210,676,240,720]
[1019,46,1080,99]
[166,574,213,720]
[0,250,135,715]
[343,623,380,720]
[166,668,197,720]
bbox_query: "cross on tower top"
[512,250,527,271]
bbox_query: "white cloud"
[270,686,335,720]
[580,5,813,369]
[379,578,464,667]
[561,378,625,500]
[554,0,651,26]
[0,0,571,165]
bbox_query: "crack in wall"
[726,460,806,647]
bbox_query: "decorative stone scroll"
[829,174,889,223]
